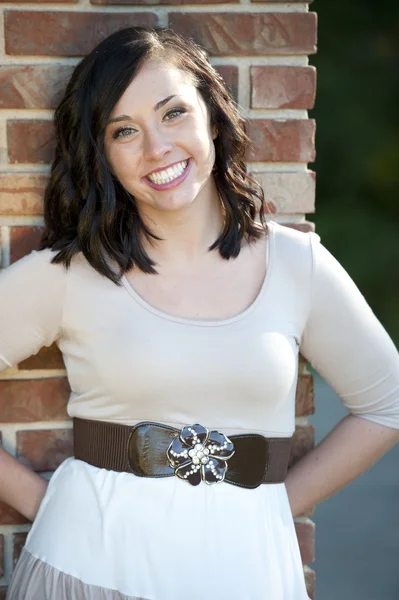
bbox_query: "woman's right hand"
[26,475,49,522]
[0,446,49,521]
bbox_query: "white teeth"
[147,160,188,184]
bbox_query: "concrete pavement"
[308,371,399,600]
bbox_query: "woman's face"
[104,59,218,216]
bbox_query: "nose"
[142,126,173,162]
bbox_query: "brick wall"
[0,1,317,597]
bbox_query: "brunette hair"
[40,26,267,283]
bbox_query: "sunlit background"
[308,2,399,598]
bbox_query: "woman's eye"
[112,127,135,140]
[111,108,186,140]
[164,107,187,121]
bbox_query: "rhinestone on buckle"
[166,423,235,486]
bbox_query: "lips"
[145,159,188,178]
[144,157,192,191]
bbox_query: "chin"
[155,198,195,212]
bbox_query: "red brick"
[0,174,47,216]
[169,13,317,56]
[304,566,316,600]
[250,66,316,109]
[286,221,316,233]
[9,226,44,263]
[5,12,158,57]
[0,64,236,108]
[298,354,308,370]
[251,171,315,214]
[9,118,314,165]
[0,379,70,422]
[8,121,315,168]
[19,344,65,371]
[215,65,238,103]
[0,65,73,109]
[246,119,315,162]
[0,171,314,219]
[0,502,29,525]
[12,532,28,568]
[295,520,315,564]
[289,423,314,468]
[16,429,73,471]
[295,373,314,417]
[8,120,54,164]
[0,534,3,577]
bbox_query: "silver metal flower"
[167,423,235,486]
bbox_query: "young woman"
[2,26,399,600]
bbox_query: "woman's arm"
[0,446,48,521]
[0,252,68,520]
[292,231,399,517]
[285,414,399,518]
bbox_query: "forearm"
[0,446,48,521]
[285,414,399,518]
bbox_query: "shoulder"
[266,220,321,271]
[3,247,97,279]
[1,247,65,279]
[0,248,70,309]
[267,220,320,247]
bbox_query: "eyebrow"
[107,95,178,126]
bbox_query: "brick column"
[0,2,317,597]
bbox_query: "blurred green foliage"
[309,0,399,344]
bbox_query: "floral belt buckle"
[166,423,235,486]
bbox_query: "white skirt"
[7,457,310,599]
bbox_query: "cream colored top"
[1,220,399,435]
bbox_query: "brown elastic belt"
[73,417,292,489]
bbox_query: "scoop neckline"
[121,220,276,327]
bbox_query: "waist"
[73,417,293,489]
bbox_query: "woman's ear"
[212,125,218,140]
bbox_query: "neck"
[139,184,224,267]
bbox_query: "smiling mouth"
[146,159,189,185]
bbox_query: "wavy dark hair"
[40,26,267,283]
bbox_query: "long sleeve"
[0,249,67,371]
[300,232,399,429]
